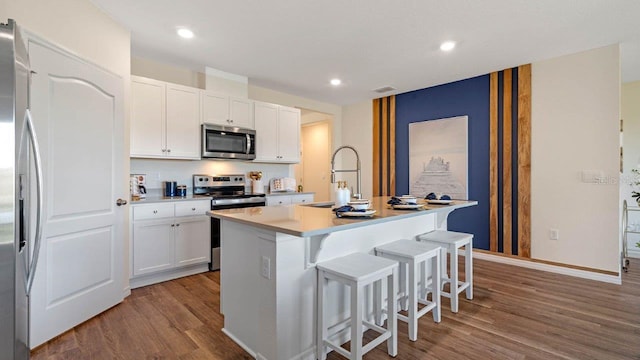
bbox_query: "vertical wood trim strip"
[372,99,381,196]
[381,98,389,195]
[389,96,396,196]
[489,72,499,253]
[502,69,513,255]
[517,64,532,258]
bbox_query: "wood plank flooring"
[32,258,640,359]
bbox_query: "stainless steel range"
[193,174,266,270]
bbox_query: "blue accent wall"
[395,75,490,249]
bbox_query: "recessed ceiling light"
[330,78,341,86]
[440,41,456,52]
[177,28,194,39]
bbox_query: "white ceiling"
[91,0,640,105]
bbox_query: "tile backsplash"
[131,158,292,193]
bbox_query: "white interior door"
[28,40,125,348]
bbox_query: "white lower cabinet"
[266,193,314,206]
[131,200,211,288]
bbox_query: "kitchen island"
[209,197,477,360]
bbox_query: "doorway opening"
[294,109,333,202]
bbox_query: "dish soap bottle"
[335,181,345,206]
[343,181,351,203]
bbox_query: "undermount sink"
[301,202,335,208]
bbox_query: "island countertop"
[208,197,477,237]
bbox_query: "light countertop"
[131,195,212,204]
[208,197,477,237]
[261,191,315,196]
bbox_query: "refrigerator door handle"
[25,108,43,295]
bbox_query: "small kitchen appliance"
[201,123,256,160]
[193,174,266,270]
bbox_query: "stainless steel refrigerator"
[0,19,43,360]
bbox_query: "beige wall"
[131,56,204,88]
[341,101,373,200]
[531,45,620,272]
[2,0,129,77]
[622,80,640,257]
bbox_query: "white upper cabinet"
[130,76,200,159]
[278,106,301,162]
[201,90,253,129]
[166,83,200,158]
[253,101,300,163]
[131,77,165,157]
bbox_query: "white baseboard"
[473,251,621,285]
[222,328,256,358]
[130,264,209,289]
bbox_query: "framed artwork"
[408,115,468,199]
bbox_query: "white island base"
[214,198,476,360]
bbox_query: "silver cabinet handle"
[153,210,158,214]
[162,149,166,152]
[176,223,180,227]
[192,207,196,211]
[25,109,43,295]
[116,199,128,206]
[171,224,175,227]
[167,149,171,153]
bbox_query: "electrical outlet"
[261,256,271,279]
[549,229,559,240]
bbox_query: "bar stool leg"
[408,259,418,341]
[317,270,327,360]
[440,247,448,290]
[450,246,459,313]
[399,262,408,311]
[350,283,363,360]
[432,252,441,323]
[465,243,473,300]
[374,279,382,326]
[387,268,398,356]
[419,260,427,299]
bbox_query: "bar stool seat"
[375,239,441,341]
[418,230,473,313]
[317,252,398,360]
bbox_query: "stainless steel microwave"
[201,124,256,160]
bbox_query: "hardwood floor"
[32,258,640,359]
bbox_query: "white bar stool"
[417,230,473,313]
[374,239,441,341]
[316,252,398,360]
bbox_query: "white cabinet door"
[201,91,230,126]
[166,84,200,159]
[174,217,211,267]
[278,106,301,162]
[229,97,253,128]
[254,101,279,162]
[29,41,125,347]
[131,77,165,157]
[132,221,175,276]
[266,195,292,206]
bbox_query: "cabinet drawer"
[291,194,314,204]
[175,201,210,217]
[266,195,291,206]
[133,203,174,220]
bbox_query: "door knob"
[116,199,128,206]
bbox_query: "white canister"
[252,179,264,194]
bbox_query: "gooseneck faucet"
[331,145,362,200]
